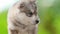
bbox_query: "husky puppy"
[7,0,40,34]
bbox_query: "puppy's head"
[17,1,39,25]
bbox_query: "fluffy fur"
[7,0,40,34]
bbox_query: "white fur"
[7,0,39,34]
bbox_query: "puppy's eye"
[27,12,33,17]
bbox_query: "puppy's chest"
[19,27,35,34]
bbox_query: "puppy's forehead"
[27,2,37,12]
[19,2,37,13]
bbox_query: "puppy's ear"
[18,3,26,12]
[19,3,25,8]
[30,0,36,2]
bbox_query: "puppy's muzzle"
[35,20,39,24]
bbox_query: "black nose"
[35,20,39,24]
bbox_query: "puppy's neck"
[19,25,36,34]
[19,24,36,30]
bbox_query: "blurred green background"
[0,0,60,34]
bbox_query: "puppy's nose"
[35,20,39,24]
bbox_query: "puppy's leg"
[8,29,18,34]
